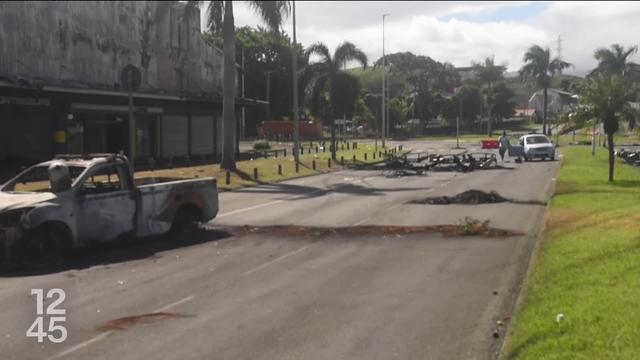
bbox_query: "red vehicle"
[481,139,500,149]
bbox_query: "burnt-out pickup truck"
[0,154,218,268]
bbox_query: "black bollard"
[225,171,230,185]
[278,164,282,175]
[253,168,258,180]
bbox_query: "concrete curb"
[497,150,564,359]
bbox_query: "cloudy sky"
[204,1,640,75]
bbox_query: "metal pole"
[457,94,461,149]
[266,72,271,123]
[292,1,300,165]
[241,46,246,141]
[381,14,389,148]
[127,70,135,173]
[591,121,596,155]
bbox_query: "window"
[79,164,128,194]
[526,136,550,145]
[3,165,85,193]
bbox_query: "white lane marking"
[47,295,195,360]
[242,244,312,276]
[217,185,344,219]
[353,218,369,226]
[217,200,284,218]
[153,295,195,313]
[47,331,114,360]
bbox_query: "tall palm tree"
[579,74,638,181]
[207,1,291,170]
[303,42,367,160]
[592,44,639,78]
[472,57,505,135]
[519,45,572,135]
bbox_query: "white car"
[519,134,555,161]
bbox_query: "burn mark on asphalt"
[97,312,188,332]
[409,190,547,206]
[211,224,522,239]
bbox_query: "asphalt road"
[0,140,560,360]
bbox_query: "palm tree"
[592,44,639,78]
[303,42,367,160]
[519,45,572,135]
[206,1,291,170]
[578,74,638,181]
[472,57,505,135]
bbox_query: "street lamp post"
[292,1,300,167]
[265,69,278,125]
[381,13,389,148]
[457,93,462,149]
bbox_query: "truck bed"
[136,177,218,237]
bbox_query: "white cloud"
[201,1,640,74]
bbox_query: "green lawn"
[136,143,399,190]
[556,130,640,147]
[503,146,640,359]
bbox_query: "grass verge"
[502,146,640,359]
[135,143,400,190]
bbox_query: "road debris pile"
[381,152,499,177]
[213,224,522,238]
[412,190,508,205]
[410,190,547,206]
[616,148,640,166]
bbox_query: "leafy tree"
[490,82,517,122]
[374,52,459,93]
[451,85,483,127]
[591,44,639,78]
[577,74,638,181]
[362,92,382,135]
[472,57,506,135]
[303,42,367,159]
[205,26,307,126]
[519,45,572,135]
[206,1,291,170]
[388,97,408,133]
[333,72,361,120]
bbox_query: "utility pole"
[457,92,462,149]
[265,70,276,123]
[557,35,563,74]
[382,13,389,148]
[127,70,135,173]
[292,1,300,167]
[241,46,246,141]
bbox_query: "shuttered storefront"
[190,115,214,155]
[161,115,188,158]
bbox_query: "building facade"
[0,1,259,165]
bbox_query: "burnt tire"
[170,206,202,235]
[23,224,72,269]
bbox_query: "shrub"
[253,142,271,150]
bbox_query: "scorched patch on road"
[210,224,522,238]
[410,190,547,206]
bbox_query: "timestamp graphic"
[26,289,67,344]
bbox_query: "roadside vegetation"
[135,143,402,190]
[503,146,640,359]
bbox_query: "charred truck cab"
[0,154,218,268]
